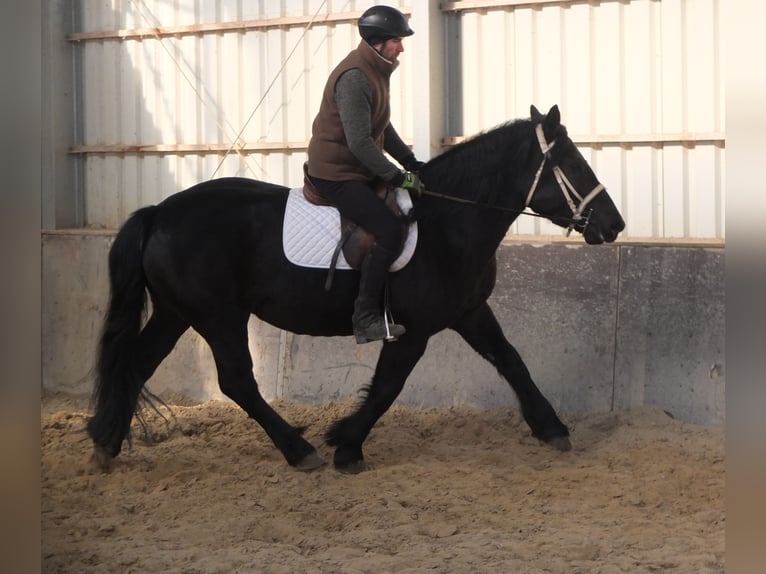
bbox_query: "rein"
[420,189,552,221]
[421,123,603,235]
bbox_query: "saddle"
[302,163,412,289]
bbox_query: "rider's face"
[377,37,404,61]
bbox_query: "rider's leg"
[351,241,405,343]
[309,178,405,343]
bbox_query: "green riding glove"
[399,171,425,197]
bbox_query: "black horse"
[87,105,625,473]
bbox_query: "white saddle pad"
[283,187,417,271]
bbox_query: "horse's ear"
[544,105,561,129]
[530,105,543,121]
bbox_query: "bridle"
[419,122,606,236]
[525,123,605,236]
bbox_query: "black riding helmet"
[358,5,414,45]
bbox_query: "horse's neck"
[430,200,518,273]
[424,121,530,261]
[433,124,531,204]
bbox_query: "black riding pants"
[309,177,402,253]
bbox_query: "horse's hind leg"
[198,312,325,470]
[326,336,428,473]
[452,302,571,451]
[89,305,189,471]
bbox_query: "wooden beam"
[68,142,311,155]
[440,0,597,12]
[442,133,726,147]
[67,9,408,42]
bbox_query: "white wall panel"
[511,10,535,120]
[593,1,622,134]
[624,147,658,236]
[661,146,685,236]
[560,3,592,135]
[622,0,660,135]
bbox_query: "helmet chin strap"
[525,123,605,236]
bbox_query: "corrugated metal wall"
[446,0,724,238]
[68,0,724,238]
[73,0,408,227]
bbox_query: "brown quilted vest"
[307,40,398,182]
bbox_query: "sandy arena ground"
[42,392,724,573]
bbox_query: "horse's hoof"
[92,444,113,473]
[335,459,368,474]
[547,436,572,452]
[294,451,327,471]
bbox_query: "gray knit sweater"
[335,69,413,181]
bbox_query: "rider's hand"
[397,171,425,197]
[402,156,426,174]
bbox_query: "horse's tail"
[87,205,157,460]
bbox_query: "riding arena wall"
[42,231,724,426]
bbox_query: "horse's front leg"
[326,335,428,473]
[452,302,571,451]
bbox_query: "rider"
[306,5,426,344]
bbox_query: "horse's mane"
[421,118,535,206]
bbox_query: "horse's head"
[525,105,625,244]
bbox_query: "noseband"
[525,124,605,236]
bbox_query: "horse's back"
[184,176,287,195]
[158,177,288,210]
[146,177,289,238]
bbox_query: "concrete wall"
[42,232,725,426]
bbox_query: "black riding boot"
[352,243,406,344]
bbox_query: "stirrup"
[382,301,399,341]
[381,282,403,342]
